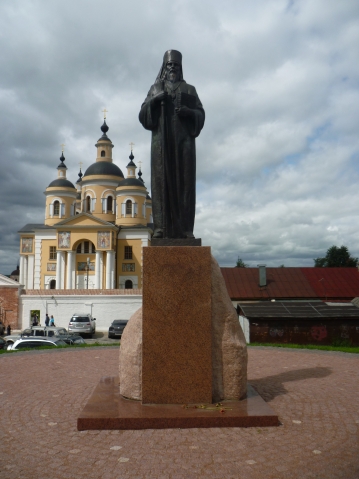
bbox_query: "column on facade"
[56,251,63,290]
[95,251,103,289]
[27,255,34,289]
[60,252,66,289]
[66,251,75,289]
[19,255,25,285]
[105,251,115,289]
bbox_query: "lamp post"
[86,257,90,289]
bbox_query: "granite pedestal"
[142,246,212,404]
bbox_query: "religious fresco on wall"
[21,237,33,253]
[47,263,56,271]
[97,231,110,249]
[58,231,70,248]
[122,263,135,272]
[77,262,95,271]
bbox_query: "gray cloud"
[0,0,358,273]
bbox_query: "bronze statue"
[139,50,205,239]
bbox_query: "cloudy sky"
[1,0,358,273]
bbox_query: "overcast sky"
[1,0,358,274]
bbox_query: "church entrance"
[49,279,56,289]
[125,280,133,289]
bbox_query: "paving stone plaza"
[1,346,358,479]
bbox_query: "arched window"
[125,280,133,289]
[126,200,132,215]
[86,196,91,212]
[50,279,56,289]
[53,201,60,216]
[107,196,113,212]
[76,241,96,254]
[101,150,105,157]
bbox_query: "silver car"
[68,313,96,337]
[5,326,69,345]
[7,337,67,350]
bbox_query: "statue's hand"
[175,106,193,118]
[151,91,167,104]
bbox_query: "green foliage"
[236,257,248,268]
[314,245,358,267]
[249,342,359,354]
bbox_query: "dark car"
[0,337,7,350]
[108,320,128,339]
[59,334,86,345]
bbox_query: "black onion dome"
[11,266,20,276]
[118,178,145,187]
[146,193,152,200]
[98,120,111,141]
[48,178,76,188]
[126,150,136,168]
[57,152,67,168]
[83,161,124,178]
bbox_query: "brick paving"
[1,346,358,479]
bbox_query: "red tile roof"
[220,267,359,301]
[301,268,359,301]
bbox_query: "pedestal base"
[77,377,279,430]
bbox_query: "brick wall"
[0,286,20,329]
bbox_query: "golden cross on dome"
[102,108,108,119]
[129,142,135,152]
[79,161,83,170]
[60,143,65,152]
[138,160,142,170]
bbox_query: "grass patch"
[0,342,120,354]
[249,342,359,354]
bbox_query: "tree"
[314,245,358,268]
[236,257,248,268]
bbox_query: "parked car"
[60,334,86,345]
[5,326,71,345]
[68,314,96,337]
[7,337,68,350]
[108,320,128,339]
[0,337,7,350]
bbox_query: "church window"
[77,241,95,254]
[49,246,56,260]
[126,200,132,215]
[86,196,91,212]
[124,246,133,259]
[49,279,56,289]
[54,201,60,216]
[125,279,133,289]
[107,196,113,211]
[101,150,105,157]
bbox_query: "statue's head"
[163,50,182,83]
[156,50,183,83]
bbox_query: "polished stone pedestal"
[142,246,212,404]
[77,377,279,430]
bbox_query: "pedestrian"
[49,315,55,327]
[33,314,38,326]
[45,313,50,326]
[7,324,11,335]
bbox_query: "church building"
[18,119,153,290]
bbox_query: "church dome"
[83,161,124,178]
[118,178,145,188]
[48,178,76,188]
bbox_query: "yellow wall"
[116,238,142,288]
[45,188,77,226]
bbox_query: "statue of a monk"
[139,50,205,239]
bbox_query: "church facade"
[18,119,153,290]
